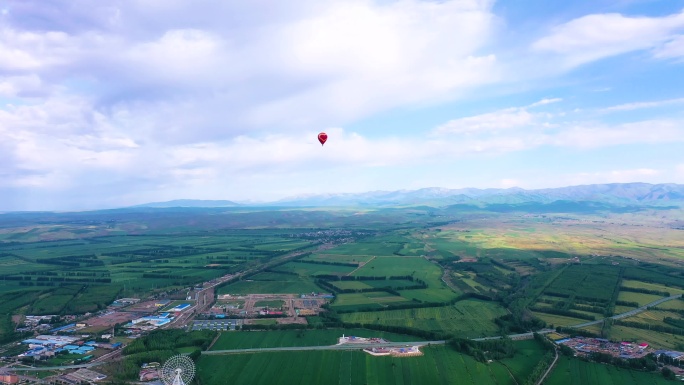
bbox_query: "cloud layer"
[1,1,684,210]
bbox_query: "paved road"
[536,348,559,385]
[8,361,107,371]
[204,341,446,355]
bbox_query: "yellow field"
[579,323,603,336]
[614,305,637,314]
[622,310,683,328]
[617,291,664,306]
[655,299,684,311]
[437,211,684,264]
[621,280,684,296]
[609,325,684,349]
[531,312,590,328]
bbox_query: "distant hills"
[133,199,241,208]
[132,183,684,208]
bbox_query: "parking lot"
[191,319,242,331]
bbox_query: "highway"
[204,341,446,355]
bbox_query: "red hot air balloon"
[318,132,328,146]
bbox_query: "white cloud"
[0,0,500,142]
[600,97,684,112]
[433,98,559,135]
[499,178,520,188]
[532,10,684,68]
[434,107,535,135]
[565,168,663,186]
[550,120,683,149]
[653,35,684,59]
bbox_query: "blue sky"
[0,0,683,210]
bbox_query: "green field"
[532,312,590,328]
[198,345,518,385]
[254,300,284,308]
[617,291,665,307]
[543,264,620,303]
[331,281,374,290]
[655,298,684,311]
[499,340,548,384]
[218,273,322,295]
[333,292,411,310]
[272,261,357,276]
[608,325,684,350]
[621,280,684,296]
[545,356,673,385]
[341,299,507,338]
[303,254,373,264]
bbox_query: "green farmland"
[341,300,507,338]
[198,345,521,385]
[218,276,321,295]
[545,356,673,385]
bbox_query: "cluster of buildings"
[17,335,120,361]
[300,292,334,299]
[364,346,424,357]
[15,314,78,334]
[110,298,140,307]
[126,313,174,332]
[654,349,684,364]
[557,337,651,359]
[0,373,19,384]
[338,335,388,345]
[336,335,424,358]
[139,362,160,382]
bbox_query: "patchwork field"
[341,299,507,338]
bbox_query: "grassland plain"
[340,300,507,338]
[198,345,520,385]
[435,211,684,264]
[210,329,422,350]
[545,356,673,385]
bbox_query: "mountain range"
[133,183,684,208]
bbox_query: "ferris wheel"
[160,355,196,385]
